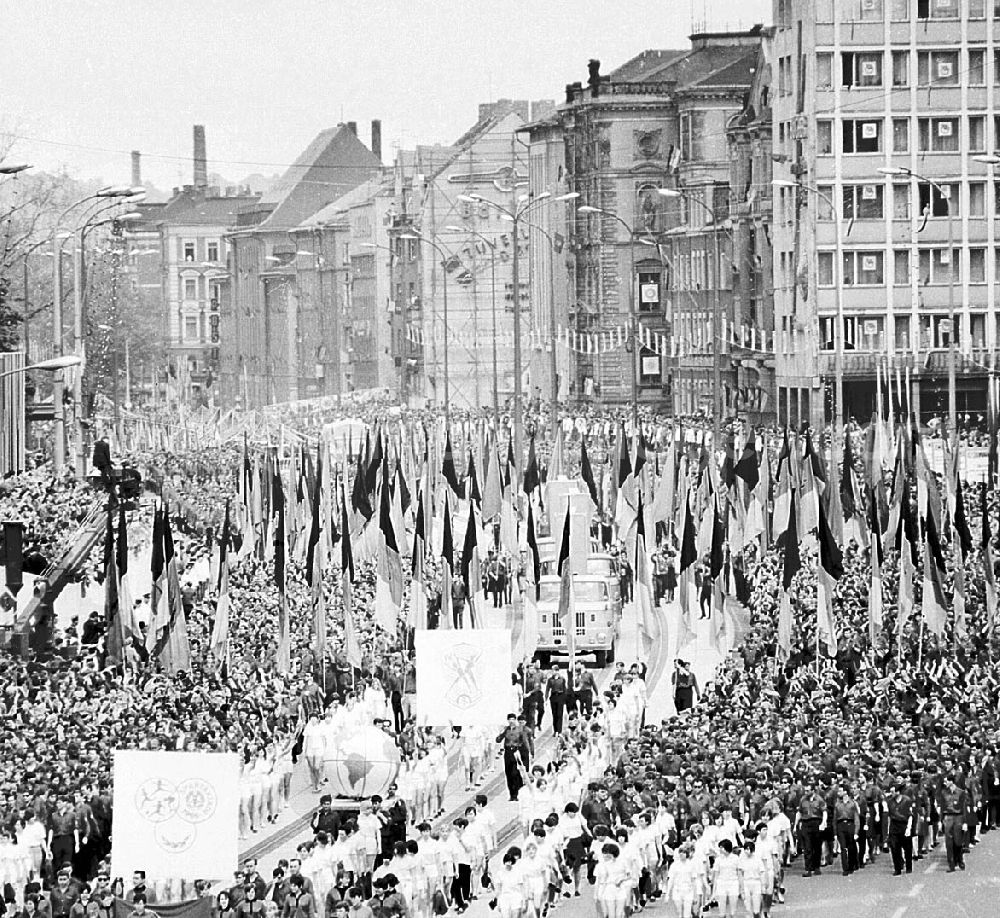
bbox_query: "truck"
[533,572,621,668]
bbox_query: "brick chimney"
[371,120,382,162]
[347,121,357,136]
[131,151,142,187]
[193,125,207,189]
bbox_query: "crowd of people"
[0,400,997,918]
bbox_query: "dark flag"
[442,431,462,496]
[581,437,599,508]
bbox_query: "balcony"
[818,349,995,377]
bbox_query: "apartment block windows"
[970,247,987,283]
[969,116,987,152]
[895,315,911,350]
[819,251,885,285]
[917,0,959,18]
[917,50,959,86]
[970,182,986,216]
[183,241,196,262]
[918,247,960,284]
[917,117,959,152]
[206,241,220,263]
[917,182,956,217]
[183,277,197,300]
[639,347,661,385]
[843,183,884,219]
[815,185,836,220]
[817,53,833,89]
[892,119,910,153]
[184,316,199,341]
[894,250,911,284]
[637,271,661,314]
[920,315,958,349]
[817,120,834,155]
[893,184,911,220]
[842,51,883,87]
[969,49,986,85]
[843,119,882,153]
[858,0,884,19]
[892,51,910,87]
[890,0,909,18]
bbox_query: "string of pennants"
[405,320,775,357]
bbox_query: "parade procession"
[6,2,1000,917]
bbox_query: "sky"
[0,0,771,191]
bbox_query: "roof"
[683,51,758,89]
[255,125,382,230]
[157,189,259,226]
[606,36,760,94]
[298,174,391,228]
[610,49,688,83]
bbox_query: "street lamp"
[460,191,578,475]
[773,178,847,446]
[444,225,501,429]
[877,165,956,436]
[0,163,31,176]
[400,231,454,423]
[0,354,82,381]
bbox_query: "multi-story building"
[771,0,995,427]
[220,122,382,407]
[522,30,763,412]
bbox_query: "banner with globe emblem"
[415,628,513,726]
[323,725,401,799]
[111,751,240,880]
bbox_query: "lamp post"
[459,191,578,475]
[0,163,31,176]
[444,225,500,430]
[400,231,453,424]
[878,165,955,437]
[773,179,846,446]
[577,203,640,435]
[0,354,82,381]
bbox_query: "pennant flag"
[408,493,429,631]
[676,495,698,650]
[897,480,916,636]
[581,437,599,510]
[375,472,404,633]
[460,503,483,628]
[816,494,842,657]
[440,497,454,630]
[351,449,373,521]
[921,509,948,638]
[983,485,998,633]
[734,429,759,491]
[954,474,972,559]
[466,448,482,505]
[557,503,576,668]
[773,430,793,545]
[157,506,193,674]
[482,437,502,522]
[526,500,541,599]
[209,502,231,671]
[305,444,323,587]
[867,486,884,644]
[442,431,462,496]
[636,495,657,655]
[273,471,290,673]
[103,503,126,667]
[341,499,362,669]
[523,434,540,497]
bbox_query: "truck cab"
[533,573,620,668]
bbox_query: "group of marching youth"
[455,724,498,791]
[393,735,451,826]
[237,740,296,838]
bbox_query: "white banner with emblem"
[111,751,240,880]
[414,628,513,728]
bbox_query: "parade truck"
[533,572,620,667]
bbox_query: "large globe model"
[326,726,401,799]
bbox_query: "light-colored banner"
[415,628,513,727]
[111,751,240,881]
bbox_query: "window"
[995,247,1000,281]
[184,316,199,341]
[843,251,885,285]
[970,0,986,16]
[920,315,958,348]
[817,53,833,89]
[892,51,910,87]
[843,119,883,153]
[969,116,986,152]
[893,184,911,219]
[637,271,661,313]
[890,0,910,18]
[995,51,1000,86]
[971,314,986,348]
[817,120,834,155]
[639,347,661,385]
[206,241,220,263]
[895,249,911,284]
[892,118,910,153]
[970,247,986,283]
[895,315,912,350]
[918,51,959,86]
[917,181,957,217]
[969,49,986,86]
[859,0,884,19]
[818,252,835,287]
[183,241,196,262]
[819,317,836,351]
[858,316,885,350]
[970,182,986,216]
[183,277,197,300]
[816,185,836,221]
[842,51,883,87]
[917,117,959,152]
[843,183,884,219]
[917,0,959,17]
[918,247,961,284]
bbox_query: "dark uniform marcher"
[834,787,861,875]
[671,660,699,713]
[887,783,914,875]
[496,714,529,801]
[546,664,570,734]
[939,776,968,872]
[798,788,826,877]
[574,663,598,716]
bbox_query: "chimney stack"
[193,125,207,189]
[371,120,382,162]
[131,151,142,187]
[347,121,357,136]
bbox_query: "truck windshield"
[538,580,608,604]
